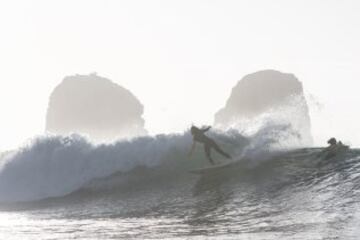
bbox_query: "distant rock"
[215,70,313,145]
[46,73,147,140]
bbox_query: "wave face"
[1,126,360,239]
[0,119,355,204]
[0,131,248,202]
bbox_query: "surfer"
[326,138,348,150]
[188,125,232,165]
[326,137,337,150]
[322,137,349,159]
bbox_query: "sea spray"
[0,131,247,202]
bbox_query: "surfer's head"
[327,137,337,145]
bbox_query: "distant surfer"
[326,137,348,150]
[322,137,349,159]
[188,125,232,165]
[326,137,337,150]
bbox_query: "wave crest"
[0,131,247,202]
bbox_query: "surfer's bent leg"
[212,141,232,159]
[204,144,215,165]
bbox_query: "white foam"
[0,133,192,202]
[0,122,303,203]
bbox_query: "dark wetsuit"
[192,127,231,164]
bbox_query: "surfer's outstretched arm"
[201,126,211,133]
[188,141,196,158]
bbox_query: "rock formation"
[215,70,313,145]
[46,73,147,140]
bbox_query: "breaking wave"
[0,129,248,202]
[0,120,353,204]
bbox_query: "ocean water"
[0,130,360,240]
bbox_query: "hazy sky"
[0,0,359,150]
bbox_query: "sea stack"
[46,73,147,140]
[215,70,313,145]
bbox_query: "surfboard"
[189,160,237,174]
